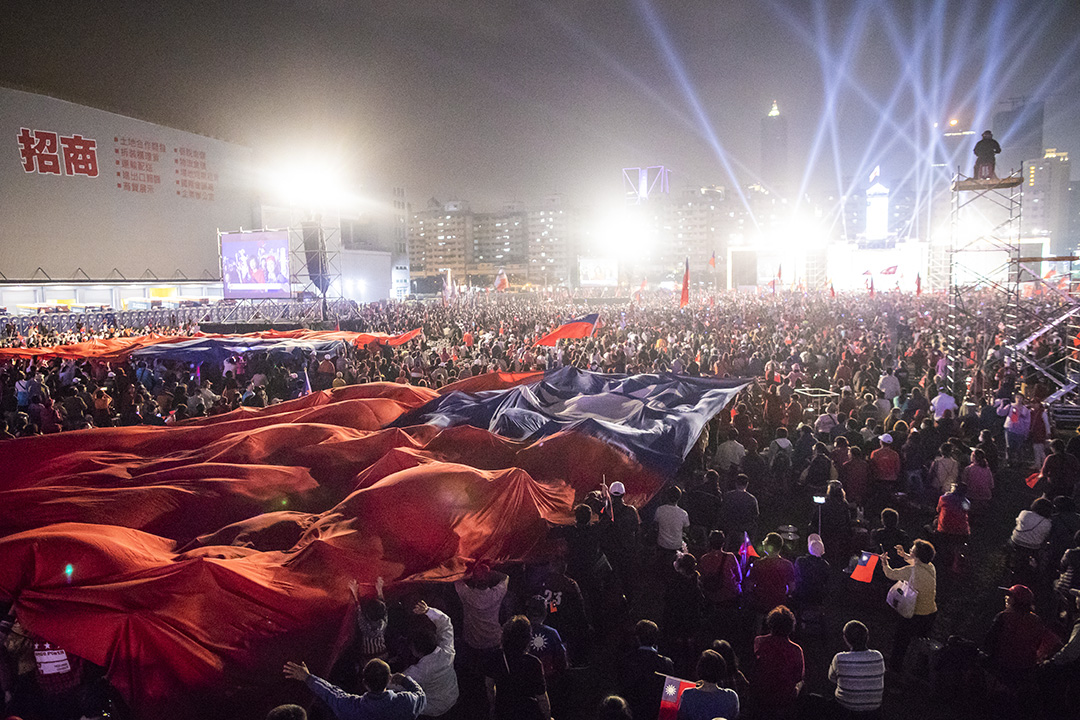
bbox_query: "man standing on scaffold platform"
[973,130,1001,180]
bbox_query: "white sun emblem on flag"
[530,634,547,651]
[664,683,677,697]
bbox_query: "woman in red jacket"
[935,481,971,573]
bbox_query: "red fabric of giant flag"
[534,314,600,346]
[679,258,690,308]
[850,551,879,583]
[657,674,697,720]
[0,375,677,720]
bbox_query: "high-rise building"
[1024,149,1072,254]
[473,204,527,279]
[760,101,789,193]
[993,101,1044,174]
[526,194,575,286]
[390,187,409,298]
[407,195,577,288]
[408,199,472,279]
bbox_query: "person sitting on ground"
[828,620,885,716]
[676,649,740,720]
[1011,497,1054,565]
[283,657,425,720]
[983,585,1059,681]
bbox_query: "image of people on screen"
[222,234,291,298]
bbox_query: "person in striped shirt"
[828,620,885,716]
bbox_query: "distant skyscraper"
[1024,149,1072,254]
[760,101,788,193]
[993,101,1044,174]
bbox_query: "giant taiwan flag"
[0,364,749,720]
[534,313,600,346]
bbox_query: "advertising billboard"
[221,231,291,299]
[578,257,619,287]
[0,87,256,280]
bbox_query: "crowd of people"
[2,290,1080,720]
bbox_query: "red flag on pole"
[709,251,716,269]
[657,674,696,720]
[869,277,875,297]
[679,258,689,308]
[916,273,922,296]
[830,283,835,299]
[777,264,782,282]
[881,265,898,275]
[635,277,646,304]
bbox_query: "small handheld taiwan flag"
[850,551,879,583]
[657,673,696,720]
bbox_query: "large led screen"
[578,257,619,287]
[220,231,291,299]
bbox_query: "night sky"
[3,0,1079,209]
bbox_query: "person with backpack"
[768,427,794,487]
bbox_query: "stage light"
[64,563,73,582]
[262,158,358,212]
[949,119,959,127]
[592,207,655,261]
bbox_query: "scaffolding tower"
[944,169,1024,401]
[946,166,1080,424]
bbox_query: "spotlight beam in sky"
[631,0,756,224]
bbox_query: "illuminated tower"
[866,181,890,242]
[760,101,788,192]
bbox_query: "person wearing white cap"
[869,434,901,492]
[792,533,830,610]
[600,480,640,599]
